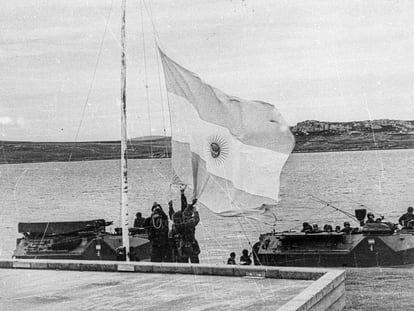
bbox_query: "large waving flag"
[160,49,295,221]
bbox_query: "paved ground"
[0,269,312,311]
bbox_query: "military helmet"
[183,207,193,217]
[408,206,413,213]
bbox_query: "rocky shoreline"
[1,119,413,164]
[292,119,414,153]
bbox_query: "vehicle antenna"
[309,194,359,224]
[346,197,376,214]
[236,217,262,265]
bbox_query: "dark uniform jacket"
[133,217,145,228]
[143,210,169,247]
[169,192,200,258]
[399,213,414,228]
[240,254,252,265]
[172,210,199,244]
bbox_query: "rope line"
[139,0,268,262]
[68,0,114,161]
[139,0,153,158]
[236,217,263,265]
[35,222,50,259]
[154,51,170,157]
[142,0,162,48]
[142,0,169,156]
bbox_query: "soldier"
[239,249,252,265]
[227,252,236,265]
[169,186,200,263]
[323,224,333,232]
[252,235,264,265]
[341,222,353,234]
[311,223,321,233]
[366,212,375,224]
[143,203,170,262]
[399,206,414,228]
[301,222,312,233]
[133,212,145,228]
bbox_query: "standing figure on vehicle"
[341,222,353,234]
[133,212,145,228]
[366,212,375,223]
[399,206,414,228]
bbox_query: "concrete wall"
[0,259,345,310]
[278,269,345,311]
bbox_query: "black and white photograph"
[1,1,414,310]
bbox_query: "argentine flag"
[159,49,295,222]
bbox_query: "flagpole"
[120,0,130,261]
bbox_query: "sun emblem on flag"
[207,135,229,165]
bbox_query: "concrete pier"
[0,259,345,310]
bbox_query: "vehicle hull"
[13,220,151,261]
[256,231,414,267]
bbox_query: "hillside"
[0,138,171,164]
[1,119,413,164]
[292,119,414,152]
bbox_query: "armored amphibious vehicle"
[255,209,414,267]
[13,219,150,261]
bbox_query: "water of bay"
[1,149,413,263]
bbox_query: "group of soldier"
[133,185,200,263]
[300,206,414,235]
[226,249,252,265]
[135,200,414,264]
[301,221,357,234]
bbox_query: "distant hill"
[1,119,413,164]
[0,137,171,164]
[130,135,167,141]
[291,119,414,152]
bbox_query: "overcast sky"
[1,0,414,141]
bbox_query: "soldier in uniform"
[366,212,375,223]
[133,212,145,228]
[169,186,200,263]
[341,221,353,234]
[301,222,312,233]
[399,206,414,228]
[143,203,170,262]
[227,252,236,265]
[239,249,252,265]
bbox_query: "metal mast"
[120,0,130,261]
